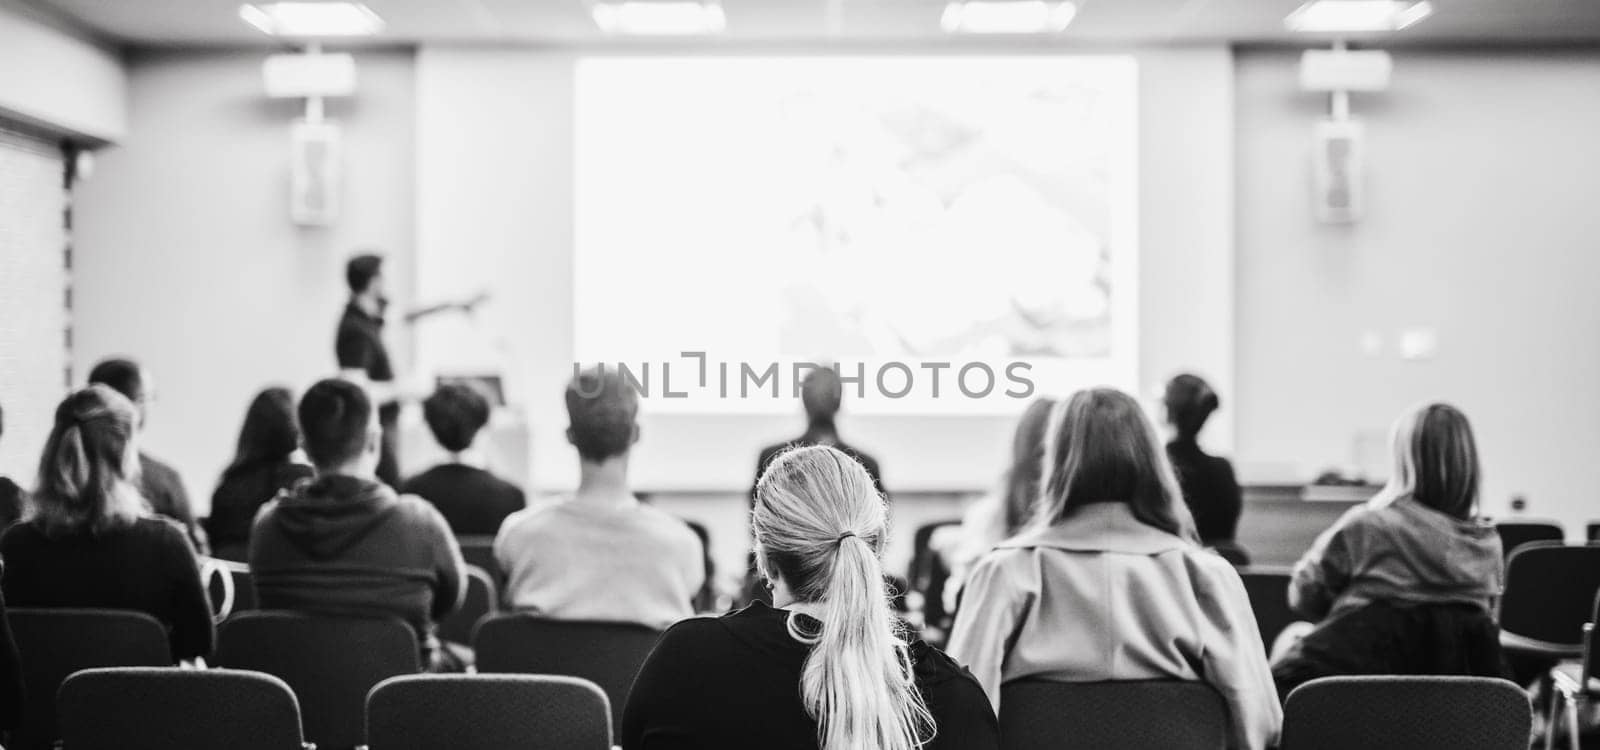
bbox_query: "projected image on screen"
[575,56,1138,413]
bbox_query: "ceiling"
[21,0,1600,48]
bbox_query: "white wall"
[1234,48,1600,534]
[72,49,416,513]
[0,2,125,142]
[415,45,1236,492]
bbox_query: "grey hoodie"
[248,474,465,647]
[1289,494,1504,623]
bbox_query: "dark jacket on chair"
[248,475,465,654]
[1271,600,1507,702]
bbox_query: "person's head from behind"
[1163,373,1219,442]
[1000,397,1056,535]
[565,367,639,465]
[1385,402,1480,520]
[34,385,146,535]
[752,445,932,750]
[298,379,381,477]
[227,387,299,474]
[346,253,386,308]
[88,357,150,429]
[424,383,491,455]
[1036,388,1195,540]
[801,367,843,425]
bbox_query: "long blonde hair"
[1373,402,1481,519]
[1035,388,1197,540]
[753,445,934,750]
[32,385,146,535]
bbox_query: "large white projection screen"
[574,56,1138,414]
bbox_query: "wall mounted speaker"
[289,119,341,226]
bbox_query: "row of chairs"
[5,607,659,750]
[58,668,611,750]
[49,665,1533,750]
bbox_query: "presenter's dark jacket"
[0,516,215,661]
[248,475,465,657]
[621,601,998,750]
[336,302,401,485]
[139,453,208,555]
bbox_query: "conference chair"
[998,679,1227,750]
[216,611,420,750]
[1547,591,1600,750]
[684,519,716,612]
[456,535,498,580]
[1280,676,1531,750]
[1496,520,1565,560]
[439,564,497,646]
[1589,522,1599,543]
[58,667,311,750]
[1498,544,1600,660]
[474,614,661,736]
[908,519,960,634]
[1239,566,1295,656]
[203,557,256,622]
[366,674,610,750]
[7,608,172,750]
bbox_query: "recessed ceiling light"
[591,1,727,35]
[239,2,384,37]
[1284,0,1433,33]
[940,1,1077,34]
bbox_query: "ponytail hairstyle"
[32,385,146,536]
[753,445,934,750]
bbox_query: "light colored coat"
[946,502,1281,750]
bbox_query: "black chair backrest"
[58,667,307,750]
[474,614,661,736]
[457,535,498,579]
[999,679,1227,750]
[1495,521,1564,559]
[1281,676,1531,750]
[439,564,497,645]
[1585,591,1600,685]
[684,519,715,612]
[8,608,172,750]
[367,674,611,750]
[1498,543,1600,649]
[216,611,420,750]
[1239,566,1294,655]
[1588,522,1600,543]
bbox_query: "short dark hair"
[423,383,491,453]
[1163,373,1219,441]
[801,367,842,421]
[565,367,638,462]
[346,254,384,294]
[298,379,374,469]
[88,358,145,403]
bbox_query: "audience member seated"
[947,387,1280,750]
[0,401,25,530]
[249,379,464,668]
[402,383,525,535]
[495,367,703,629]
[87,357,208,555]
[1163,373,1248,564]
[0,385,213,664]
[1272,403,1504,700]
[623,445,999,750]
[745,367,887,605]
[935,397,1055,616]
[0,574,22,733]
[204,387,313,561]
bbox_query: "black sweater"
[622,602,998,750]
[1167,438,1244,545]
[206,461,314,561]
[0,517,215,661]
[400,464,525,536]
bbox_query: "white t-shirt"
[493,496,705,630]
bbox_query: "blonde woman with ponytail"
[622,445,997,750]
[0,385,213,664]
